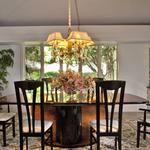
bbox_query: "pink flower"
[51,70,94,94]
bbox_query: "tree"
[84,45,98,73]
[84,44,117,79]
[0,49,14,91]
[25,46,40,80]
[101,45,117,80]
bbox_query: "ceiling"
[0,0,150,26]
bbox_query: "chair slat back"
[95,80,125,134]
[42,77,53,101]
[14,80,44,134]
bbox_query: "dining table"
[0,93,148,148]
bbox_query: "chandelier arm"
[75,0,80,31]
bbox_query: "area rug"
[0,117,150,150]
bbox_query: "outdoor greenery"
[0,49,14,91]
[85,45,98,73]
[25,46,40,80]
[44,71,58,77]
[24,44,117,80]
[100,45,117,79]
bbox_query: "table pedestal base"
[36,105,102,147]
[56,106,81,145]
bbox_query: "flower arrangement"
[51,70,94,94]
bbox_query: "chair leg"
[90,127,92,150]
[2,124,6,146]
[50,127,53,150]
[118,136,121,150]
[137,122,140,148]
[143,124,146,140]
[97,133,100,150]
[115,137,117,150]
[12,117,15,137]
[26,137,28,150]
[20,136,24,150]
[41,134,45,150]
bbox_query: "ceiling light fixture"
[47,0,94,49]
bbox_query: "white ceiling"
[0,0,150,26]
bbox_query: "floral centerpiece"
[51,70,94,101]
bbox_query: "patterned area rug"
[0,117,150,150]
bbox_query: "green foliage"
[0,49,14,91]
[44,46,54,64]
[84,44,117,80]
[84,45,98,73]
[25,46,40,62]
[44,71,59,77]
[25,69,40,80]
[24,44,117,81]
[25,46,40,80]
[83,72,97,77]
[100,45,117,79]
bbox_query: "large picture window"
[24,43,118,80]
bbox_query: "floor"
[0,112,146,150]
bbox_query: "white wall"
[118,43,149,98]
[0,45,22,95]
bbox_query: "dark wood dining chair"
[137,104,150,148]
[0,112,15,146]
[42,77,56,102]
[14,80,53,150]
[89,80,126,150]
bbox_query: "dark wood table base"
[56,106,82,145]
[38,105,104,148]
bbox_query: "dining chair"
[14,80,53,150]
[137,104,150,148]
[89,80,126,150]
[0,112,15,146]
[42,77,57,102]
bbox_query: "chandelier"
[47,0,94,49]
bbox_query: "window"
[84,43,118,80]
[24,43,118,80]
[25,46,41,80]
[100,44,118,80]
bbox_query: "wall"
[118,43,149,98]
[0,45,22,95]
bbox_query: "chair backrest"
[95,80,126,134]
[42,77,53,101]
[93,78,103,103]
[14,80,44,134]
[42,77,59,102]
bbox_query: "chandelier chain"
[75,0,80,31]
[68,0,71,33]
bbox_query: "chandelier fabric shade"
[47,32,64,44]
[47,31,94,48]
[67,31,94,45]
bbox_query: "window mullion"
[40,44,44,79]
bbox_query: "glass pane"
[24,44,118,80]
[83,45,98,77]
[44,46,59,77]
[24,46,41,80]
[100,44,118,80]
